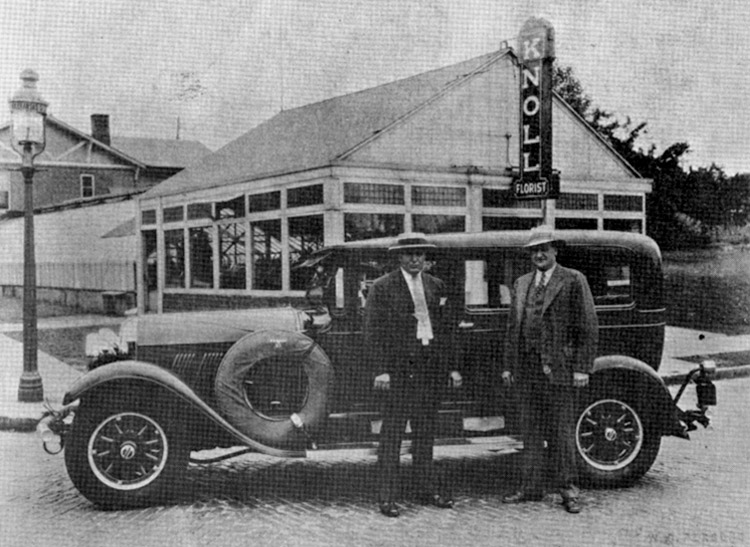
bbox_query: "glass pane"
[344,183,404,204]
[604,218,643,233]
[412,214,465,234]
[216,196,245,219]
[344,213,403,241]
[189,226,213,288]
[483,217,540,231]
[288,184,324,208]
[141,210,156,225]
[604,194,643,212]
[187,202,213,220]
[248,191,280,213]
[557,193,598,210]
[163,206,184,223]
[164,229,185,288]
[219,222,246,289]
[251,219,281,290]
[562,247,633,305]
[142,230,157,291]
[483,189,541,209]
[289,215,324,290]
[412,186,465,206]
[555,218,598,230]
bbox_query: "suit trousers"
[377,349,443,503]
[517,352,580,500]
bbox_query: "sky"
[2,0,749,174]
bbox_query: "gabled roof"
[111,137,211,169]
[1,116,210,170]
[143,47,643,200]
[143,50,509,199]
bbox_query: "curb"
[2,366,748,434]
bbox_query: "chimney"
[91,114,111,146]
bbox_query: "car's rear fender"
[591,355,685,438]
[63,360,305,458]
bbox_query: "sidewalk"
[1,318,749,432]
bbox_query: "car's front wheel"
[64,398,188,508]
[575,393,661,487]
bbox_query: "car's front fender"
[63,360,305,458]
[591,355,686,438]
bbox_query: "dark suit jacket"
[363,268,452,383]
[504,265,598,385]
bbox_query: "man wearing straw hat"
[364,232,462,518]
[501,226,598,514]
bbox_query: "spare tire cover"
[214,330,333,449]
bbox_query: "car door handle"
[458,320,474,329]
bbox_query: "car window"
[560,246,634,305]
[462,253,527,310]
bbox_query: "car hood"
[130,307,308,348]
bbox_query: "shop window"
[163,206,184,223]
[344,183,404,205]
[483,189,541,209]
[141,210,157,225]
[412,186,465,206]
[219,222,246,289]
[289,215,325,290]
[189,226,214,288]
[288,184,324,208]
[164,229,185,288]
[555,218,598,230]
[81,174,95,198]
[187,202,213,220]
[604,194,643,212]
[412,214,465,234]
[604,218,642,233]
[248,191,280,213]
[344,213,403,241]
[216,196,246,219]
[557,193,598,210]
[483,217,540,231]
[251,219,281,290]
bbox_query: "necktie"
[533,271,546,300]
[410,274,433,345]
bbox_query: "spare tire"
[214,330,333,449]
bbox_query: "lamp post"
[9,69,48,402]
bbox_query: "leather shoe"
[502,490,544,504]
[416,493,454,509]
[379,502,400,518]
[562,498,582,514]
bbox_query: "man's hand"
[374,373,391,391]
[449,371,462,388]
[573,372,589,388]
[501,371,514,386]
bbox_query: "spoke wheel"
[576,393,660,488]
[87,412,169,491]
[65,398,188,508]
[577,398,643,471]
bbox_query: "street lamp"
[9,69,48,402]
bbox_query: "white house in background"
[0,115,210,312]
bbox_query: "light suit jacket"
[504,264,599,385]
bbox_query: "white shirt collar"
[535,264,557,286]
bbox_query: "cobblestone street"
[1,380,748,547]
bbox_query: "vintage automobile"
[39,229,716,508]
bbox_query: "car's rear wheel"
[65,398,188,508]
[575,393,660,487]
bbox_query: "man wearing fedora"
[363,232,462,517]
[502,226,598,513]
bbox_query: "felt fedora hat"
[388,232,436,253]
[524,226,565,249]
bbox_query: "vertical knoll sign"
[515,18,559,200]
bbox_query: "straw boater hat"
[524,226,565,249]
[388,232,436,253]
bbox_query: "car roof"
[312,230,661,262]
